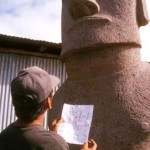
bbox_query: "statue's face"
[61,0,149,56]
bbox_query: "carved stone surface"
[61,0,149,57]
[49,0,150,149]
[51,60,150,150]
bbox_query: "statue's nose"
[69,0,100,19]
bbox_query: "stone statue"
[49,0,150,149]
[61,0,149,56]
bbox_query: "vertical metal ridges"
[0,52,67,132]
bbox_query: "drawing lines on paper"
[59,104,94,144]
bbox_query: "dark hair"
[12,92,53,122]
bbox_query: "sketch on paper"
[57,103,94,144]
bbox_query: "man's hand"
[81,139,97,150]
[49,118,63,133]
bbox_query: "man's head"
[11,66,60,122]
[61,0,149,56]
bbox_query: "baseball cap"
[11,66,60,104]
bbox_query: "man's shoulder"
[22,125,70,150]
[0,125,70,150]
[32,126,70,149]
[0,124,14,137]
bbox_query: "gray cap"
[11,66,60,104]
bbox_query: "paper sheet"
[57,103,94,144]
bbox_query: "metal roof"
[0,34,61,56]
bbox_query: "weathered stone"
[61,0,149,57]
[49,0,150,149]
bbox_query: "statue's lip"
[67,15,111,33]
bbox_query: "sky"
[0,0,62,43]
[0,0,150,61]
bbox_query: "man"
[0,66,97,150]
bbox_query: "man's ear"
[137,0,149,26]
[46,97,53,109]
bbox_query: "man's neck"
[14,114,45,127]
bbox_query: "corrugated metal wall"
[0,52,67,132]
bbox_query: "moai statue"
[49,0,150,149]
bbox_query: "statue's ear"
[137,0,149,26]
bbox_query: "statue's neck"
[64,46,141,80]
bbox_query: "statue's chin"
[61,19,141,56]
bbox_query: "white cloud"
[0,0,61,42]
